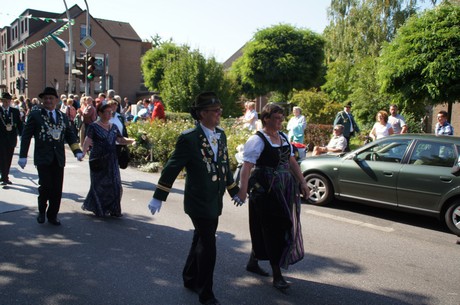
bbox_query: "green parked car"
[300,134,460,235]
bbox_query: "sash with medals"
[41,110,64,141]
[0,109,13,132]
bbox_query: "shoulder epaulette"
[182,127,197,135]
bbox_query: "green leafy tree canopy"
[379,3,460,112]
[232,24,325,99]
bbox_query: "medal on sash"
[50,127,61,140]
[0,111,13,132]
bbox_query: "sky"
[0,0,331,62]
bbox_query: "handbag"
[117,145,130,169]
[89,155,108,172]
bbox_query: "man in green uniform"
[148,92,241,305]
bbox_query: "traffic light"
[86,55,96,81]
[98,76,106,92]
[20,77,26,91]
[16,77,21,89]
[72,56,86,80]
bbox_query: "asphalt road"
[1,145,459,305]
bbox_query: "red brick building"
[0,4,146,102]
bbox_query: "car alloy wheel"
[305,173,333,206]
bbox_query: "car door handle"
[383,171,393,177]
[440,176,453,183]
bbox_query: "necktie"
[49,111,55,124]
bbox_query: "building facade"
[0,5,144,103]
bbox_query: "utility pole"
[84,0,89,96]
[63,0,72,94]
[84,0,90,96]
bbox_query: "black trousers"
[183,217,219,303]
[344,135,351,152]
[37,157,64,220]
[0,145,14,182]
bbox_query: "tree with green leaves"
[231,24,325,100]
[379,3,460,118]
[322,0,434,126]
[141,42,241,117]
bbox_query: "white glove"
[76,152,84,161]
[18,158,27,169]
[148,198,162,215]
[232,195,245,206]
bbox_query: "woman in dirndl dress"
[236,103,309,291]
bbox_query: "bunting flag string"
[0,12,70,23]
[22,14,70,23]
[0,20,74,55]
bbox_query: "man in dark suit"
[0,92,23,187]
[333,102,360,151]
[18,87,84,226]
[148,92,241,305]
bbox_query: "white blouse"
[373,122,392,139]
[243,131,293,164]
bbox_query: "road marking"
[305,209,395,232]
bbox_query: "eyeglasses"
[271,115,284,120]
[205,108,223,114]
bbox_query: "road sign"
[81,35,96,51]
[17,62,24,71]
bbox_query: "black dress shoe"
[6,180,12,185]
[48,218,61,226]
[1,181,6,186]
[246,264,269,276]
[273,278,290,290]
[110,212,123,217]
[200,298,221,305]
[37,213,46,224]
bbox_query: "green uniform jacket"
[19,108,82,167]
[333,110,360,138]
[153,125,239,219]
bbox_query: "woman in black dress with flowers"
[81,104,135,217]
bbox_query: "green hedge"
[126,115,254,172]
[127,118,366,172]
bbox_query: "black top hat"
[38,87,59,99]
[343,101,352,108]
[1,92,12,100]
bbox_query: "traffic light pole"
[84,0,90,96]
[63,0,72,94]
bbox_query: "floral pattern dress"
[82,123,122,217]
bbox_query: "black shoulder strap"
[255,131,269,146]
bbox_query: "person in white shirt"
[369,110,394,140]
[388,104,407,134]
[241,101,258,131]
[312,124,347,156]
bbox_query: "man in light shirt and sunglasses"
[312,124,347,156]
